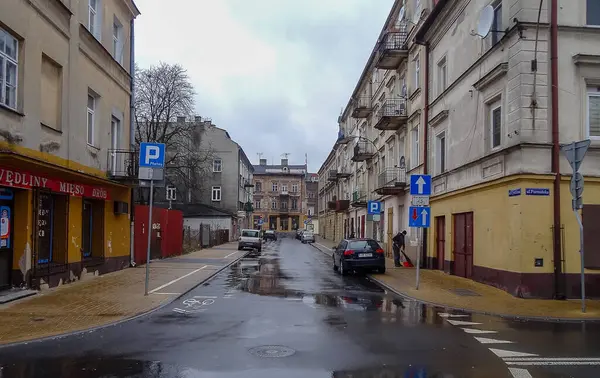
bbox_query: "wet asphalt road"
[1,236,600,377]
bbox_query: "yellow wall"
[104,188,131,258]
[428,174,600,275]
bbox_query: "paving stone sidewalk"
[0,242,244,345]
[312,235,600,320]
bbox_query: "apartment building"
[0,0,139,290]
[304,173,319,232]
[318,0,429,261]
[416,0,600,299]
[252,159,307,232]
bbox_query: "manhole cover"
[248,345,296,358]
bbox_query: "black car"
[332,238,385,275]
[263,230,277,241]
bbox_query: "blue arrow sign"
[408,206,430,228]
[410,174,432,196]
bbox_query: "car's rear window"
[265,230,274,234]
[348,240,380,250]
[242,230,259,237]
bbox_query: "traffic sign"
[408,206,430,228]
[410,174,432,196]
[411,195,430,206]
[139,142,166,168]
[166,186,176,201]
[367,201,382,215]
[562,139,590,173]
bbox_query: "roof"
[253,164,307,175]
[173,203,236,218]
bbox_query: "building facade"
[318,0,428,262]
[252,159,307,232]
[304,173,319,232]
[0,0,140,290]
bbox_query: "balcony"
[280,190,289,196]
[337,127,354,145]
[244,180,254,188]
[336,167,352,179]
[279,207,289,214]
[351,96,372,119]
[351,189,368,207]
[351,140,375,162]
[375,167,407,196]
[335,200,350,212]
[327,170,338,181]
[374,28,408,70]
[107,149,138,181]
[373,98,408,131]
[327,201,336,211]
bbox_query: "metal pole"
[574,209,586,312]
[144,178,154,296]
[416,228,421,290]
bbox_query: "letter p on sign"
[145,146,160,164]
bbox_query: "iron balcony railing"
[377,167,407,189]
[107,149,138,179]
[327,170,338,181]
[352,139,376,161]
[351,96,372,118]
[378,98,407,118]
[352,189,367,202]
[378,29,408,52]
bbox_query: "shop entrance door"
[0,188,15,289]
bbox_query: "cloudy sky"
[135,0,393,172]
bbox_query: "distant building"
[252,159,307,231]
[304,173,319,232]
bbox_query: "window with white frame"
[254,200,261,209]
[588,87,600,139]
[438,56,447,95]
[86,93,95,145]
[490,104,502,149]
[414,56,420,90]
[0,28,18,110]
[88,0,100,38]
[211,186,221,201]
[281,184,287,192]
[411,126,419,168]
[588,0,600,25]
[292,183,298,192]
[113,17,123,65]
[213,159,222,172]
[436,131,447,174]
[271,199,277,209]
[272,182,278,192]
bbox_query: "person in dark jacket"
[392,230,407,267]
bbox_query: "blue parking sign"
[367,201,382,215]
[139,142,166,168]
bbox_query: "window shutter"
[590,95,600,137]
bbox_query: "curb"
[310,242,332,257]
[367,275,600,323]
[0,250,250,349]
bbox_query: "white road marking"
[446,320,482,326]
[474,337,514,344]
[285,298,303,301]
[173,308,187,313]
[507,361,600,366]
[504,357,600,361]
[149,266,207,294]
[489,349,538,358]
[224,251,238,258]
[461,328,498,334]
[193,295,218,299]
[438,312,469,318]
[151,292,182,295]
[508,368,533,378]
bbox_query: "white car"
[301,230,315,244]
[238,229,262,252]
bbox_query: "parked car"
[238,229,262,252]
[332,238,385,275]
[301,230,315,244]
[263,230,277,241]
[296,229,304,240]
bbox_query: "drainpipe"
[421,43,430,269]
[550,0,564,299]
[129,18,136,267]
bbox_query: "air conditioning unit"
[114,201,129,215]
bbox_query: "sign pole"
[574,208,586,312]
[144,175,154,296]
[416,227,421,290]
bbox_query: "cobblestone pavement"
[0,242,245,345]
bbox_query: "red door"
[435,216,445,271]
[452,212,474,278]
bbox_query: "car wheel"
[238,246,242,250]
[332,256,338,271]
[378,267,386,274]
[340,260,347,276]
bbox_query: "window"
[41,54,62,129]
[254,200,261,209]
[281,201,288,209]
[35,192,68,265]
[414,56,420,90]
[587,87,600,139]
[490,105,502,149]
[291,199,298,210]
[438,56,447,95]
[436,131,446,174]
[271,199,277,209]
[87,94,95,145]
[411,126,419,168]
[213,159,222,172]
[588,0,600,25]
[272,182,278,192]
[211,186,221,201]
[491,0,503,45]
[0,28,18,110]
[255,182,262,192]
[292,183,298,193]
[88,0,100,39]
[242,230,259,238]
[113,17,123,65]
[281,185,287,192]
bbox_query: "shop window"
[35,192,68,266]
[82,199,104,260]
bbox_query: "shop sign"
[0,168,110,200]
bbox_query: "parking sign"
[139,142,166,168]
[367,201,382,215]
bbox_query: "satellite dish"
[398,6,405,22]
[476,5,494,38]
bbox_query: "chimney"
[194,116,202,123]
[177,116,186,123]
[281,158,288,166]
[259,158,267,166]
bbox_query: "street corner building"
[318,0,600,299]
[0,0,140,290]
[252,158,309,232]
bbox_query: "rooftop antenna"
[257,152,263,163]
[281,153,291,159]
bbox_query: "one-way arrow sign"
[561,139,590,173]
[408,206,430,228]
[410,174,432,196]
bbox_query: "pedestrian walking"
[392,230,407,267]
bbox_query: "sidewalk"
[312,235,600,320]
[0,243,245,346]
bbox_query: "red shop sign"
[0,168,110,200]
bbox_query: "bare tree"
[134,62,213,204]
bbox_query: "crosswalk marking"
[508,368,533,378]
[474,337,514,344]
[461,328,498,334]
[489,349,538,358]
[446,319,482,326]
[438,312,469,318]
